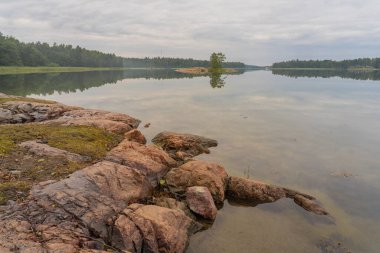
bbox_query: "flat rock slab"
[186,186,217,220]
[19,140,88,162]
[106,139,177,186]
[0,101,79,124]
[43,109,141,134]
[113,204,198,253]
[61,109,141,128]
[152,132,218,160]
[227,176,328,215]
[165,160,228,204]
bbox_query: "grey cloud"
[0,0,379,65]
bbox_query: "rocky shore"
[0,92,328,253]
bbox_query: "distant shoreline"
[175,67,238,74]
[0,66,136,75]
[270,67,379,71]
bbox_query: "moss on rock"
[0,124,123,159]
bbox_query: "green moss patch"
[0,181,31,205]
[0,97,56,104]
[0,123,124,204]
[0,124,123,159]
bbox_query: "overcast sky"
[1,0,379,65]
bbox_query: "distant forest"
[0,33,245,68]
[272,58,380,69]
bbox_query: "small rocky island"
[0,92,327,253]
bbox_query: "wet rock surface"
[227,176,328,215]
[186,186,217,220]
[152,132,218,160]
[165,160,228,204]
[293,194,329,215]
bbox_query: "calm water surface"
[1,70,380,253]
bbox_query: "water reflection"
[272,69,380,81]
[209,72,226,88]
[0,69,249,96]
[2,69,380,252]
[0,69,208,96]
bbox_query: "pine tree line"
[272,58,380,69]
[0,33,245,68]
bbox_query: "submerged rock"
[293,194,328,215]
[152,132,218,160]
[106,139,177,186]
[186,186,217,220]
[227,176,328,215]
[165,160,228,204]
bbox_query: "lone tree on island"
[210,52,226,70]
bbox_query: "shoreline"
[0,66,133,75]
[270,67,380,71]
[0,92,328,252]
[175,67,239,74]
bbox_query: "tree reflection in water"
[209,72,226,88]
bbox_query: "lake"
[1,69,380,253]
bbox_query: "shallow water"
[1,69,380,252]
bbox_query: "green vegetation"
[0,32,246,68]
[272,58,380,69]
[0,96,56,104]
[0,124,124,204]
[0,33,124,67]
[210,52,226,70]
[0,181,30,205]
[0,124,123,158]
[123,57,245,69]
[272,68,380,81]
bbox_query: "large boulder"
[0,161,153,252]
[186,186,217,220]
[31,161,152,239]
[227,176,328,215]
[152,132,218,161]
[106,139,177,186]
[165,161,228,204]
[112,204,199,253]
